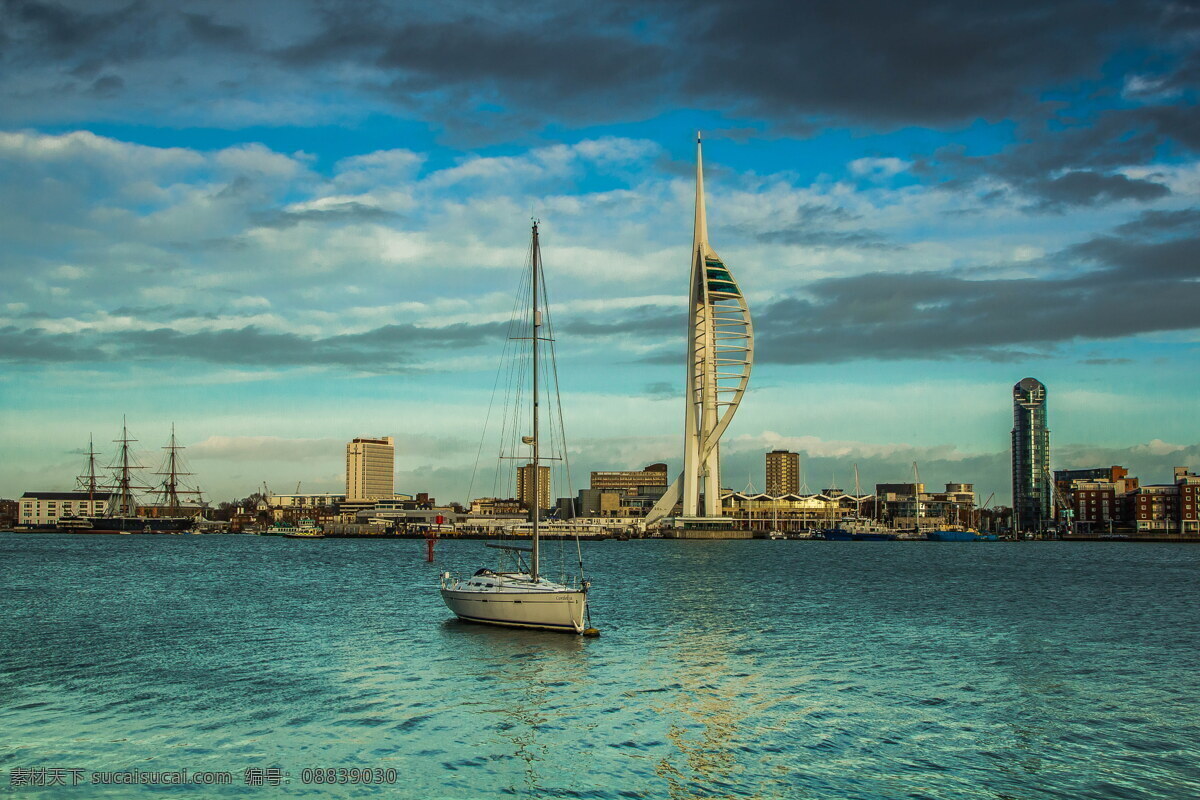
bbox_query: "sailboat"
[439,221,597,635]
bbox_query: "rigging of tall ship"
[56,421,207,533]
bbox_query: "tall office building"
[346,436,395,501]
[517,463,551,511]
[1011,378,1051,532]
[765,450,800,495]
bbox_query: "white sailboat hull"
[440,576,587,633]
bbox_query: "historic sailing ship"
[57,421,204,533]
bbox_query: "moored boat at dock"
[282,519,325,538]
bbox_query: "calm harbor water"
[2,534,1199,799]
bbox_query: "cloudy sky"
[1,0,1197,506]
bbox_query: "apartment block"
[517,463,551,511]
[765,450,800,495]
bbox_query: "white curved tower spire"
[646,134,754,525]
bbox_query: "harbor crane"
[1045,467,1075,537]
[975,492,995,531]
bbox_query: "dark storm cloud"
[617,211,1200,365]
[749,222,1200,364]
[727,203,895,250]
[0,321,507,370]
[643,381,677,398]
[563,306,681,338]
[751,227,894,250]
[3,0,1194,132]
[1114,207,1200,236]
[2,0,1195,211]
[681,0,1136,126]
[1027,171,1170,208]
[1069,233,1199,282]
[181,10,252,49]
[3,0,146,60]
[0,325,106,362]
[278,9,667,111]
[87,74,123,97]
[263,0,1196,131]
[921,102,1200,207]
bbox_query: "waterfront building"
[346,436,395,501]
[875,483,924,527]
[1133,468,1200,535]
[470,497,525,515]
[266,492,348,509]
[1069,481,1124,529]
[722,491,868,532]
[1011,377,1051,533]
[577,484,668,517]
[924,483,977,527]
[1054,465,1132,489]
[872,482,976,528]
[584,464,669,517]
[590,463,668,492]
[765,450,800,496]
[18,491,112,528]
[1179,468,1200,536]
[516,464,551,511]
[1054,467,1139,532]
[645,136,754,525]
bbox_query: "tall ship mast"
[152,423,206,515]
[105,417,148,518]
[75,434,102,502]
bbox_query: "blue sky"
[1,0,1197,505]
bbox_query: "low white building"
[266,493,347,509]
[19,492,112,527]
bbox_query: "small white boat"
[441,562,588,633]
[440,221,595,635]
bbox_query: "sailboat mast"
[530,221,541,582]
[854,463,862,517]
[912,461,922,533]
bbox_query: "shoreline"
[3,529,1199,543]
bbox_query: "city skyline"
[1,1,1198,506]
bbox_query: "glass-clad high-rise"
[1011,378,1051,532]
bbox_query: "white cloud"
[230,295,272,310]
[214,143,310,181]
[50,264,89,280]
[848,156,911,179]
